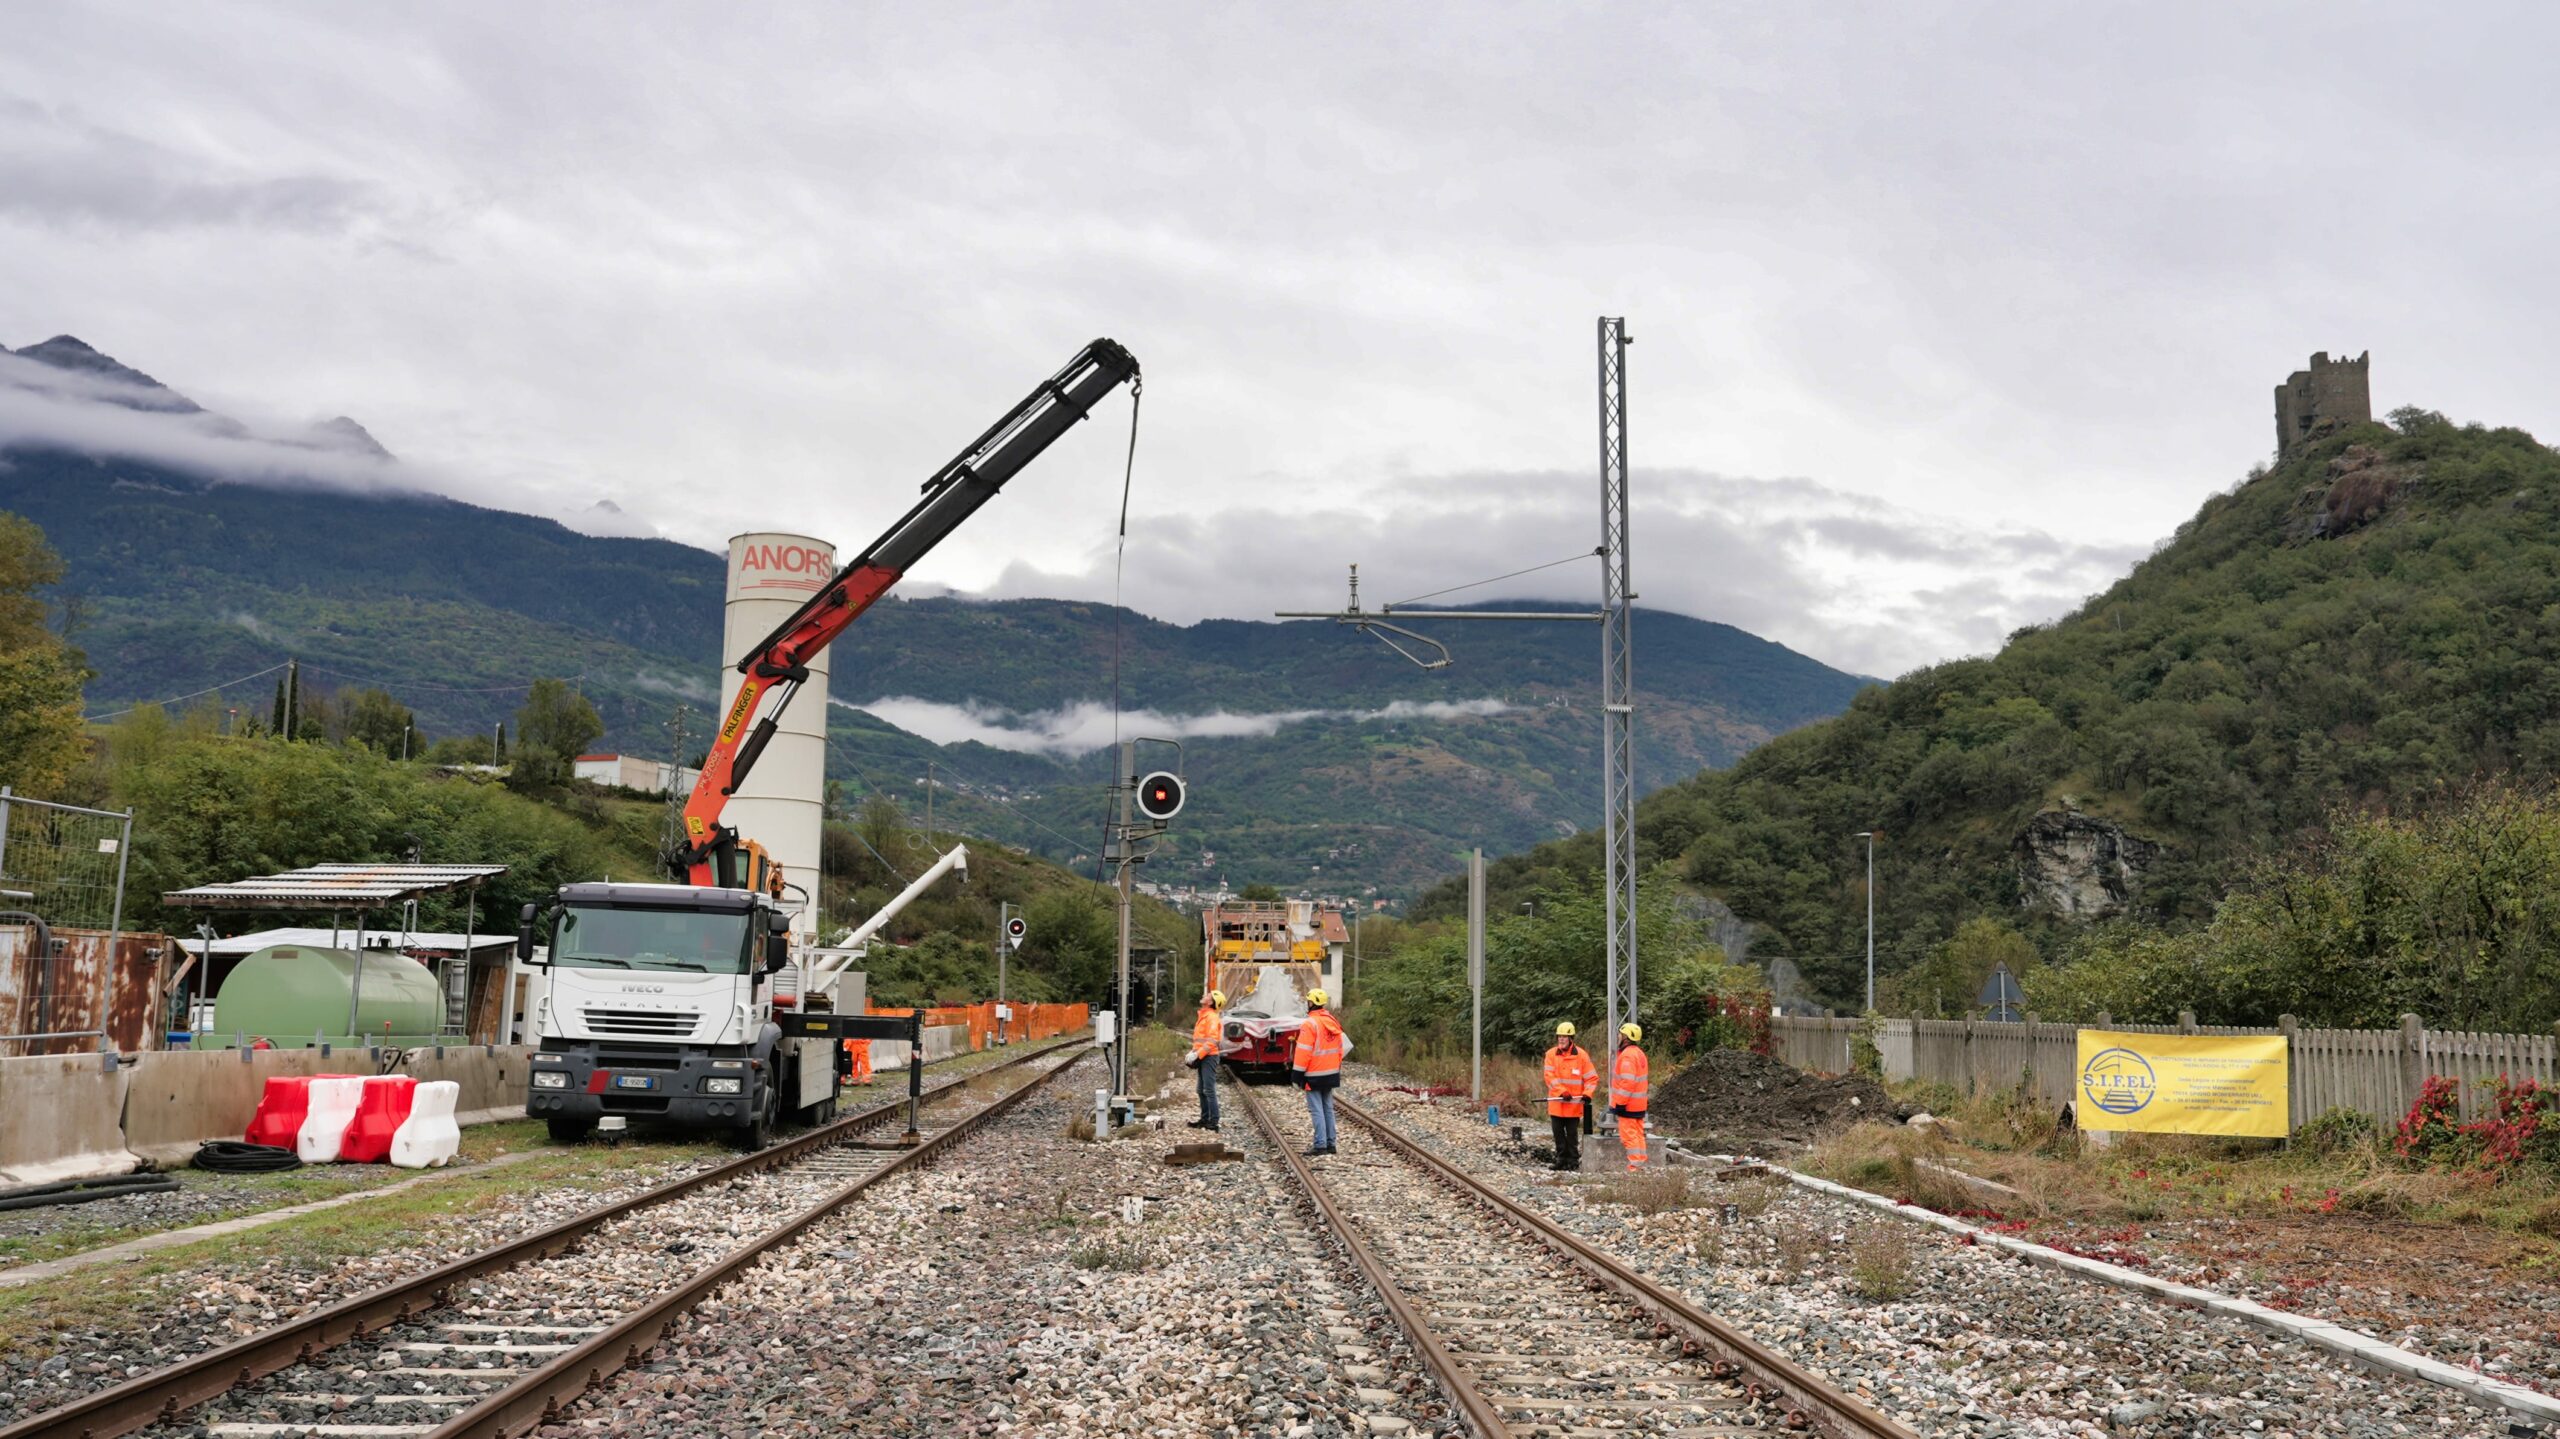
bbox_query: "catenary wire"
[1382,540,1597,601]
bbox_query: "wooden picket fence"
[1770,1011,2560,1131]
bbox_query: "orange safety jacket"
[1292,1009,1346,1084]
[1610,1043,1649,1115]
[1543,1043,1600,1118]
[1191,1003,1222,1061]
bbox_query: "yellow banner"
[2075,1029,2289,1138]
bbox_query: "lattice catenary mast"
[1597,317,1638,1043]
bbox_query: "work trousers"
[1305,1084,1337,1149]
[1194,1055,1220,1127]
[1618,1114,1648,1169]
[1549,1112,1582,1171]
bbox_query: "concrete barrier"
[869,1024,968,1072]
[14,1040,770,1176]
[0,1054,138,1185]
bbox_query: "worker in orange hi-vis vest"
[1188,989,1227,1132]
[843,1039,872,1085]
[1290,989,1346,1157]
[1609,1023,1650,1170]
[1542,1022,1601,1172]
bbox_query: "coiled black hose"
[0,1173,183,1211]
[191,1141,304,1174]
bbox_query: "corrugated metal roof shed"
[164,863,508,910]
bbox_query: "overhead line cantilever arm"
[673,339,1141,885]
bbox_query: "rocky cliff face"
[2014,808,2160,920]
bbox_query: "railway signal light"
[1006,915,1026,950]
[1135,770,1185,824]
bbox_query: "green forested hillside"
[1422,411,2560,1010]
[3,429,1863,898]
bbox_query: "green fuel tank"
[209,944,445,1047]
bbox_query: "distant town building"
[574,753,701,794]
[2275,351,2371,458]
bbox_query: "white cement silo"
[721,532,836,939]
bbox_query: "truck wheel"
[546,1117,595,1144]
[733,1098,771,1150]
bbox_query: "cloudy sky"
[1,3,2545,677]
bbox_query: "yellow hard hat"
[1208,990,1226,1007]
[1621,1023,1643,1043]
[1307,988,1329,1007]
[1555,1021,1576,1037]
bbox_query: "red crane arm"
[672,338,1140,886]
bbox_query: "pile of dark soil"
[1648,1047,1907,1148]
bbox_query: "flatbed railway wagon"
[1200,899,1347,1083]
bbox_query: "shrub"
[2395,1073,2559,1178]
[2297,1106,2378,1156]
[2394,1075,2467,1165]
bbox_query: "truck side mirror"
[516,903,541,963]
[765,933,790,973]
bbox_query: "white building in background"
[574,753,702,794]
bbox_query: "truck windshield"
[553,905,750,974]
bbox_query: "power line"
[303,666,585,695]
[83,662,290,722]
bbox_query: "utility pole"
[283,657,297,742]
[1277,319,1642,1041]
[1597,316,1638,1044]
[1468,846,1485,1105]
[923,760,937,846]
[1856,831,1877,1012]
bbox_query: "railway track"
[1238,1085,1917,1439]
[2,1038,1093,1439]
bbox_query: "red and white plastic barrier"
[245,1074,463,1169]
[391,1081,460,1168]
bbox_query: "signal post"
[1106,742,1185,1115]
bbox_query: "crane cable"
[1097,376,1144,880]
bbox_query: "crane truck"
[516,339,1140,1145]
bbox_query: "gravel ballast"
[531,1057,1449,1438]
[1340,1067,2516,1438]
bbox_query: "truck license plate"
[613,1075,657,1091]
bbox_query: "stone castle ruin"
[2275,350,2371,458]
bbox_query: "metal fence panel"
[0,790,139,1053]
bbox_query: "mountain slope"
[1425,410,2560,1004]
[1,335,1869,900]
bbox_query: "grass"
[1067,1236,1155,1272]
[1847,1224,1918,1301]
[0,1040,1045,1350]
[0,1127,727,1354]
[1591,1169,1711,1217]
[1769,1218,1823,1282]
[1798,1079,2560,1242]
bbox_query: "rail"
[433,1042,1090,1437]
[1331,1091,1917,1439]
[1234,1084,1512,1438]
[0,1035,1089,1439]
[1243,1083,1917,1439]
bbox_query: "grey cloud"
[2,3,2549,687]
[0,99,376,234]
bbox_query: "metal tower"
[1597,317,1638,1041]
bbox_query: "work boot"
[1302,1145,1326,1157]
[1186,1119,1206,1129]
[1201,1122,1220,1132]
